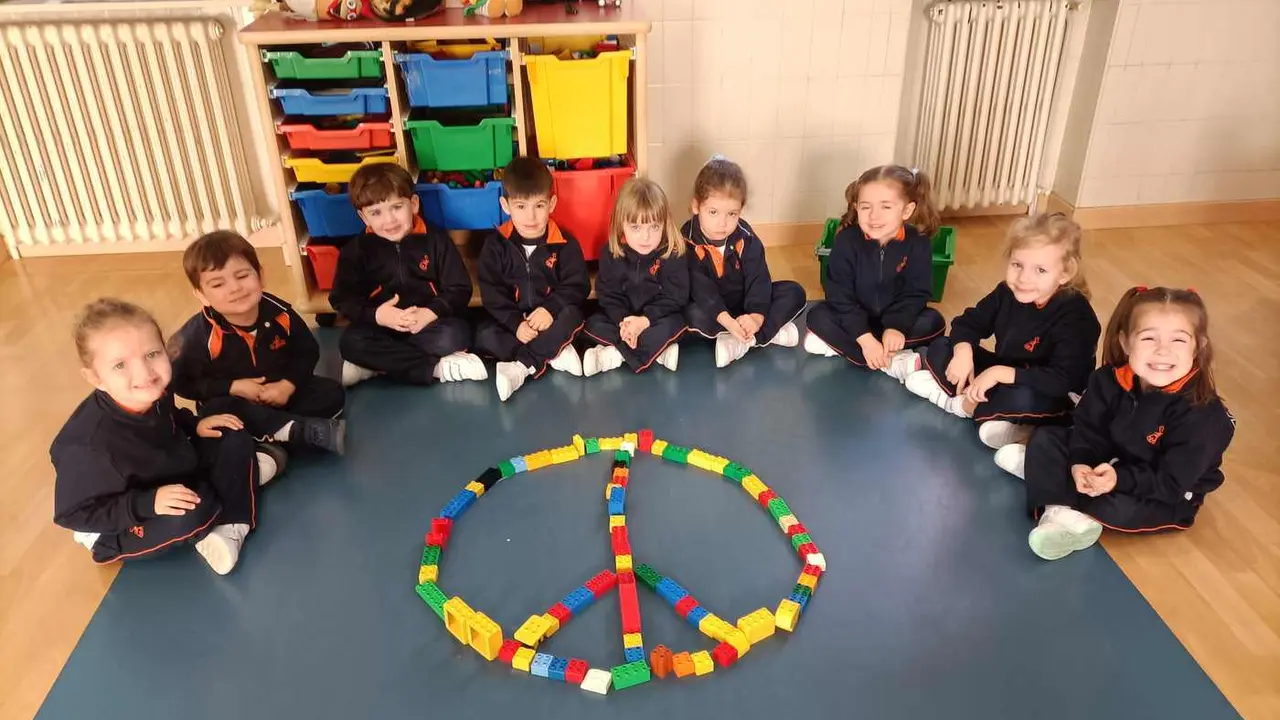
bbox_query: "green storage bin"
[264,49,384,80]
[814,220,956,302]
[404,117,515,172]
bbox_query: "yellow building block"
[443,597,475,645]
[599,436,622,450]
[524,450,553,471]
[418,564,438,584]
[777,514,799,533]
[736,607,777,645]
[552,445,579,464]
[741,475,767,499]
[609,515,627,529]
[615,554,633,572]
[623,432,638,447]
[686,449,712,470]
[464,480,486,497]
[572,434,585,456]
[512,646,535,672]
[650,439,668,455]
[514,614,551,647]
[775,599,802,632]
[540,612,561,639]
[623,632,643,649]
[697,613,726,640]
[605,482,620,500]
[707,455,730,473]
[724,628,751,657]
[797,572,819,591]
[467,611,503,661]
[691,650,714,676]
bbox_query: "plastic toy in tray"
[421,169,504,189]
[542,156,627,171]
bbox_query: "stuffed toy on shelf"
[283,0,444,21]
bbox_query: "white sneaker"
[194,523,248,575]
[1028,506,1103,560]
[803,330,838,357]
[979,420,1034,449]
[72,531,100,552]
[714,333,751,368]
[254,444,289,487]
[582,346,601,377]
[434,352,488,382]
[657,344,679,372]
[882,349,921,382]
[770,321,800,347]
[341,361,379,387]
[597,346,625,374]
[904,370,970,417]
[993,443,1026,480]
[548,345,583,376]
[495,361,532,402]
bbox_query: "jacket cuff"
[131,489,158,521]
[1113,466,1137,494]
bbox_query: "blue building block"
[549,657,569,681]
[510,456,528,473]
[656,578,688,606]
[531,652,553,678]
[563,587,595,614]
[789,590,811,610]
[608,487,626,516]
[624,647,645,663]
[686,606,710,627]
[440,489,477,520]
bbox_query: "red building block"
[565,658,589,684]
[611,527,631,556]
[757,489,778,508]
[430,517,452,539]
[585,569,618,597]
[612,468,629,486]
[797,542,819,558]
[650,645,673,678]
[617,570,636,586]
[674,595,699,618]
[638,429,654,452]
[498,639,522,664]
[425,531,448,548]
[802,563,824,579]
[547,602,572,625]
[712,642,739,668]
[619,582,642,634]
[786,523,808,537]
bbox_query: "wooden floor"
[0,217,1277,719]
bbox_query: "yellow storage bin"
[408,38,501,59]
[284,155,398,184]
[527,35,607,54]
[524,50,630,159]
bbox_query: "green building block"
[792,584,813,602]
[634,564,662,590]
[768,498,792,520]
[614,449,631,464]
[415,582,448,620]
[610,660,651,690]
[498,459,516,479]
[790,533,812,552]
[585,437,601,454]
[721,462,751,482]
[421,545,441,566]
[662,445,690,463]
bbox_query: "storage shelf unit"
[238,5,651,315]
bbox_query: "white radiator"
[0,19,269,257]
[914,0,1076,211]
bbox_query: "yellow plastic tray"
[284,155,398,184]
[524,50,630,159]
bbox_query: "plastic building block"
[547,602,572,625]
[563,588,595,614]
[604,482,620,500]
[566,658,589,684]
[418,564,438,584]
[475,466,502,490]
[430,516,452,539]
[691,650,714,676]
[608,487,626,515]
[650,439,668,456]
[421,545,441,566]
[686,605,710,627]
[705,455,730,474]
[425,530,448,549]
[786,522,809,537]
[724,628,751,657]
[623,632,643,649]
[649,645,673,678]
[549,657,569,681]
[609,514,626,529]
[777,514,799,532]
[721,462,750,482]
[415,582,448,620]
[620,440,636,457]
[468,611,503,661]
[791,532,813,552]
[712,642,739,668]
[512,646,535,672]
[524,449,553,471]
[623,647,644,663]
[580,667,612,694]
[611,526,631,554]
[807,552,827,571]
[611,467,629,484]
[802,563,825,579]
[686,448,712,470]
[775,598,802,632]
[531,652,554,678]
[634,564,662,590]
[674,595,699,618]
[619,581,642,633]
[757,488,778,508]
[737,608,776,644]
[768,497,793,520]
[514,614,552,647]
[611,449,629,465]
[572,434,585,456]
[672,651,695,678]
[610,660,651,690]
[789,589,811,610]
[796,541,819,558]
[661,445,690,463]
[698,613,731,641]
[623,431,638,448]
[614,554,633,573]
[498,639,522,664]
[638,429,654,452]
[656,578,688,606]
[540,612,561,638]
[599,436,622,451]
[741,474,767,498]
[584,437,600,454]
[510,456,528,473]
[498,459,516,478]
[797,572,818,591]
[443,597,475,644]
[585,569,618,597]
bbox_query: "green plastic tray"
[404,117,515,172]
[264,50,384,80]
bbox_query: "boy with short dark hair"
[171,231,346,464]
[330,163,485,386]
[475,157,589,401]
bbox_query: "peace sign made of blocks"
[413,429,827,695]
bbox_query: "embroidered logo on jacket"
[649,259,662,277]
[545,254,557,270]
[1024,337,1041,352]
[419,255,430,271]
[129,525,145,539]
[897,256,908,273]
[270,336,286,351]
[1146,425,1165,445]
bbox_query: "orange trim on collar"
[498,220,566,244]
[894,225,906,241]
[1114,364,1199,394]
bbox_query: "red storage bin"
[551,161,634,261]
[306,244,341,291]
[278,122,394,151]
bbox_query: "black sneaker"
[255,442,290,486]
[290,418,346,455]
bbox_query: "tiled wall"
[1075,0,1280,207]
[645,0,914,224]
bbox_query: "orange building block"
[650,645,673,678]
[671,651,695,678]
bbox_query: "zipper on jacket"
[522,249,533,311]
[395,244,405,289]
[877,245,885,313]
